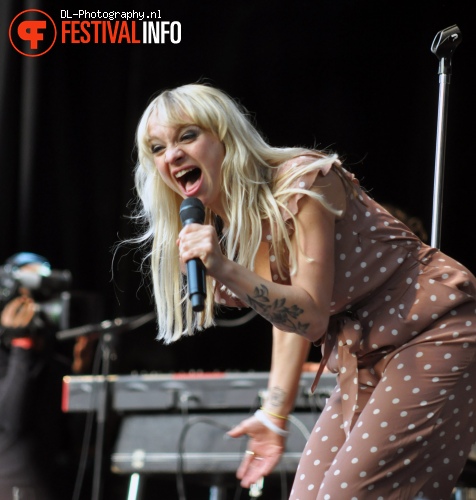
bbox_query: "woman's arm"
[178,172,343,486]
[227,327,311,487]
[266,327,311,415]
[179,190,338,344]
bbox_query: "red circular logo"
[9,9,57,57]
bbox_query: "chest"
[255,242,272,281]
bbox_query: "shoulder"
[275,154,347,219]
[277,153,335,180]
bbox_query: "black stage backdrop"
[1,0,475,373]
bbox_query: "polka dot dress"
[212,158,476,498]
[282,162,476,499]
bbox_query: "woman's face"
[147,112,226,217]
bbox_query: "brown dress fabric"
[214,158,476,499]
[285,162,476,500]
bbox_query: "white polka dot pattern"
[211,159,476,497]
[284,161,476,499]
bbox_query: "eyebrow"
[147,123,200,143]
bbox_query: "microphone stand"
[91,331,112,500]
[57,312,155,500]
[430,25,462,249]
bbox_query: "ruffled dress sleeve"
[278,155,337,222]
[213,154,346,306]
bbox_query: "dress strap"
[310,311,362,437]
[310,332,334,393]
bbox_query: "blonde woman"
[133,83,476,499]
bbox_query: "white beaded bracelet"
[254,409,289,437]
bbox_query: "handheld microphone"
[179,197,206,312]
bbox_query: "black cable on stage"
[176,416,233,500]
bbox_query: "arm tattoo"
[268,386,286,408]
[246,284,310,335]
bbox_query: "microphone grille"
[180,198,205,225]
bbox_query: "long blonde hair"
[133,83,340,343]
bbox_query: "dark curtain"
[1,0,475,373]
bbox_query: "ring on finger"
[245,450,255,456]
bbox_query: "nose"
[164,145,185,165]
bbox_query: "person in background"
[380,202,429,243]
[131,83,476,499]
[0,253,71,500]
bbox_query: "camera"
[0,266,73,330]
[0,265,72,298]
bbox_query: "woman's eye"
[151,144,164,154]
[181,130,198,142]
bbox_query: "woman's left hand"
[178,223,225,276]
